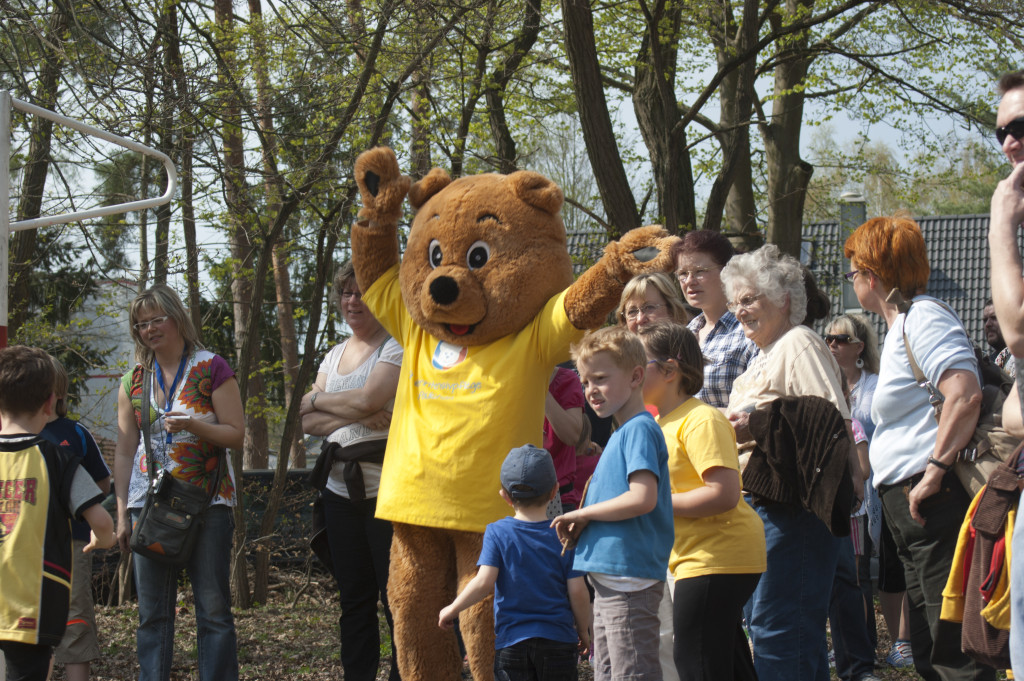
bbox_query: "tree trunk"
[560,0,639,237]
[631,1,695,234]
[762,0,814,257]
[9,3,67,339]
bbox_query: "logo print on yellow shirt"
[1,477,39,546]
[432,341,468,370]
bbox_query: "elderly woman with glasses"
[722,244,859,681]
[616,272,690,334]
[671,230,758,409]
[845,216,993,681]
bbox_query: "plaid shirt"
[688,311,759,408]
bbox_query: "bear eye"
[428,240,443,269]
[467,241,490,270]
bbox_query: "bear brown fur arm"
[351,147,411,293]
[564,225,679,330]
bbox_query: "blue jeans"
[1012,488,1024,679]
[745,500,840,681]
[321,489,399,681]
[494,638,578,681]
[830,534,875,681]
[131,505,239,681]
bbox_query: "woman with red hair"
[844,216,993,681]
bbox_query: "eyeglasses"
[824,333,863,346]
[340,290,362,300]
[133,315,169,332]
[726,294,764,313]
[625,303,665,320]
[844,269,873,282]
[675,267,718,283]
[996,116,1024,146]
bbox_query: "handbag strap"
[140,365,226,504]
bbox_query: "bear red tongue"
[449,324,470,336]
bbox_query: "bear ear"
[408,168,452,209]
[508,171,563,217]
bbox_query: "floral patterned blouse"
[121,349,237,509]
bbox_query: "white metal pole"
[1,90,11,348]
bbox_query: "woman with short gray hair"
[722,244,857,681]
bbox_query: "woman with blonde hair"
[616,272,690,334]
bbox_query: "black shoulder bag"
[130,368,225,565]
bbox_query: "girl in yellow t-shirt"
[638,320,766,681]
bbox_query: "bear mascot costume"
[350,146,677,681]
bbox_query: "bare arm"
[165,377,245,450]
[114,386,141,552]
[989,162,1024,354]
[551,470,659,547]
[81,503,116,552]
[438,565,498,629]
[546,395,583,447]
[909,368,982,525]
[672,466,741,518]
[299,362,400,421]
[1005,380,1024,439]
[568,575,593,657]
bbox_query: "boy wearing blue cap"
[439,445,592,680]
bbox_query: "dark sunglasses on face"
[996,116,1024,146]
[824,333,861,345]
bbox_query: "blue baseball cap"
[500,445,557,499]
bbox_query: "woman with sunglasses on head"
[114,284,244,681]
[846,215,994,681]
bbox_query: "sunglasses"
[996,116,1024,146]
[824,333,862,345]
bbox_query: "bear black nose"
[429,276,460,306]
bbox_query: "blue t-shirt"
[572,411,674,581]
[41,417,110,541]
[479,517,583,649]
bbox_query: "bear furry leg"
[389,523,494,681]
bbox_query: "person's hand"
[360,409,392,432]
[851,470,865,513]
[299,391,318,416]
[908,465,944,525]
[728,410,752,443]
[551,510,588,552]
[991,161,1024,233]
[578,626,593,659]
[116,515,132,553]
[438,604,458,630]
[163,412,192,435]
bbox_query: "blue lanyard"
[154,350,188,445]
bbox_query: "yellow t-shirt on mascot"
[661,397,766,579]
[363,265,585,532]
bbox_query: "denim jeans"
[1011,488,1024,679]
[745,500,841,681]
[591,579,663,681]
[830,535,875,681]
[494,638,578,681]
[131,505,238,681]
[321,489,399,681]
[879,471,995,681]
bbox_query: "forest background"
[2,0,1024,607]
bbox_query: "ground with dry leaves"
[44,567,953,680]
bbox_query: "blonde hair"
[617,272,690,326]
[129,285,203,369]
[827,314,880,375]
[571,325,647,373]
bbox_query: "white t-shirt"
[870,296,979,487]
[318,336,403,499]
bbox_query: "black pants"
[879,471,995,681]
[494,637,578,681]
[672,572,761,681]
[0,641,52,681]
[321,489,400,681]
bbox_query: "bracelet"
[310,392,319,409]
[927,456,951,471]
